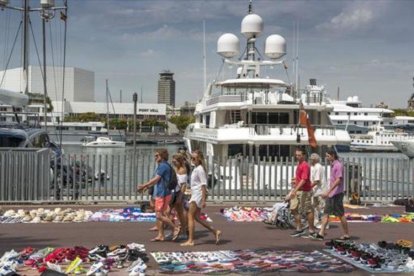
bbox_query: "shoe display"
[325,239,414,273]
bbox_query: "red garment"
[295,161,312,191]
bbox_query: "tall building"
[0,66,94,102]
[157,70,175,107]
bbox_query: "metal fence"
[0,148,50,201]
[0,149,413,204]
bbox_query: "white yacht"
[184,4,350,162]
[350,125,414,152]
[328,96,394,134]
[82,136,125,148]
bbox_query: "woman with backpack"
[181,150,221,246]
[170,153,189,238]
[137,148,180,241]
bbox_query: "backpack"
[165,163,178,191]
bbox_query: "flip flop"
[337,235,350,241]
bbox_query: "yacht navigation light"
[265,34,286,60]
[217,33,240,58]
[241,13,263,38]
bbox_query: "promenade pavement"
[1,204,413,275]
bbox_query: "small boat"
[82,136,125,148]
[391,139,414,158]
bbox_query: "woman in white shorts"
[180,150,221,246]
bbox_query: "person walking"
[312,149,350,241]
[285,147,316,237]
[180,149,221,246]
[170,153,189,237]
[310,153,327,229]
[137,148,180,241]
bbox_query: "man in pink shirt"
[285,147,315,237]
[311,149,350,241]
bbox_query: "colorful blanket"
[151,249,354,273]
[221,206,272,222]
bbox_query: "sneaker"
[290,229,306,237]
[128,260,147,276]
[46,262,63,273]
[127,259,144,272]
[65,256,82,274]
[74,265,86,275]
[95,268,108,276]
[311,233,324,241]
[86,262,103,276]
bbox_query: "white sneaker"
[86,262,103,276]
[127,259,144,272]
[128,260,147,276]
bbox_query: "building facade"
[157,70,175,107]
[0,66,94,102]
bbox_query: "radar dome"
[265,35,286,59]
[217,33,240,58]
[241,14,263,38]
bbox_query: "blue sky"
[1,0,414,108]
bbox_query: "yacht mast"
[106,79,109,131]
[22,0,30,95]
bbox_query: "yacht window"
[30,133,49,148]
[228,144,243,157]
[364,113,368,116]
[347,112,350,116]
[364,122,369,126]
[335,112,339,115]
[354,113,357,115]
[337,121,343,124]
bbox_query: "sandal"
[337,235,350,241]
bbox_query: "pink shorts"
[154,195,172,212]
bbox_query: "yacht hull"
[391,140,414,158]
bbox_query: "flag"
[299,104,317,149]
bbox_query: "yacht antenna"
[295,21,299,95]
[248,0,253,14]
[203,20,206,92]
[106,79,109,130]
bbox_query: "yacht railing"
[206,95,243,106]
[0,150,412,204]
[249,124,336,136]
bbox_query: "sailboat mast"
[203,20,206,92]
[22,0,30,95]
[106,79,109,131]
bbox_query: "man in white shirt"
[310,153,327,228]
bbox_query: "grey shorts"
[324,192,345,217]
